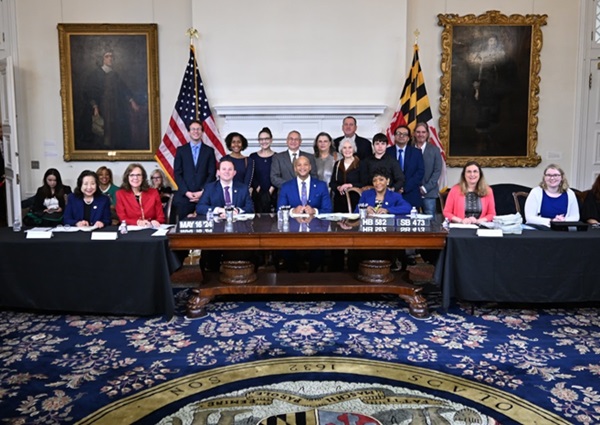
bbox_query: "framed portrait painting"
[437,11,547,167]
[57,23,160,161]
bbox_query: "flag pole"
[413,29,420,46]
[186,28,201,120]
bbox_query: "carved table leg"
[399,290,429,319]
[186,288,213,319]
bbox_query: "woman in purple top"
[249,127,277,213]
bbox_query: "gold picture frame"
[57,23,160,161]
[437,10,547,167]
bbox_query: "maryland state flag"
[386,44,447,188]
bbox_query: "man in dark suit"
[277,155,332,272]
[277,155,333,214]
[195,159,254,271]
[333,116,372,160]
[173,120,217,219]
[196,159,254,216]
[386,125,424,209]
[270,130,317,189]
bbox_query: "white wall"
[12,0,583,194]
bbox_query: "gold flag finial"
[413,29,420,45]
[186,28,199,45]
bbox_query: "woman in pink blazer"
[116,163,165,227]
[443,161,496,224]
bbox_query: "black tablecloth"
[437,228,600,309]
[0,227,178,316]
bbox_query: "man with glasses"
[386,125,424,209]
[270,130,317,189]
[173,120,217,219]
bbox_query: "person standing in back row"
[333,116,373,160]
[173,120,217,219]
[386,125,424,209]
[270,130,317,189]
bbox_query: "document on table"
[449,223,479,229]
[235,214,255,221]
[316,213,359,221]
[91,232,118,240]
[476,228,503,237]
[52,225,98,232]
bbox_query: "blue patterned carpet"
[1,286,599,424]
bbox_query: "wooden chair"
[512,191,529,220]
[438,187,449,213]
[162,193,176,224]
[345,187,365,213]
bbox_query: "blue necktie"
[192,144,199,165]
[301,181,307,206]
[224,186,231,206]
[398,148,404,171]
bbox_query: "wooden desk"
[168,215,446,318]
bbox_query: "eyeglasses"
[395,133,410,137]
[129,174,143,178]
[544,174,561,178]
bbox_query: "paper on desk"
[416,214,433,219]
[26,227,52,232]
[26,231,53,239]
[476,228,503,237]
[316,213,359,221]
[289,212,310,218]
[235,213,255,221]
[52,225,98,232]
[372,213,395,218]
[151,228,170,236]
[449,223,479,229]
[91,232,118,240]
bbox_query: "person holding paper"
[355,168,411,216]
[116,163,165,227]
[443,161,496,224]
[63,170,111,228]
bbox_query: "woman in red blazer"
[443,160,496,224]
[116,163,165,227]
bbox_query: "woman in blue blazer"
[64,170,112,228]
[356,168,412,215]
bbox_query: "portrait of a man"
[70,35,149,151]
[449,26,531,158]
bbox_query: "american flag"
[155,46,225,186]
[386,44,447,188]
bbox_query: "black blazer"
[173,143,217,204]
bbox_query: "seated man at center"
[277,155,333,272]
[196,158,254,271]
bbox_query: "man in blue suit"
[173,120,217,219]
[386,125,425,209]
[196,159,254,217]
[195,159,255,271]
[277,155,333,214]
[277,155,332,272]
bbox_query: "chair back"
[345,187,365,213]
[438,187,449,213]
[512,191,529,221]
[162,193,175,224]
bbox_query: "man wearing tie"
[386,125,424,209]
[277,155,333,215]
[196,159,254,217]
[173,120,217,219]
[195,159,254,271]
[270,130,318,189]
[276,155,332,272]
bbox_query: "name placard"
[177,220,214,234]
